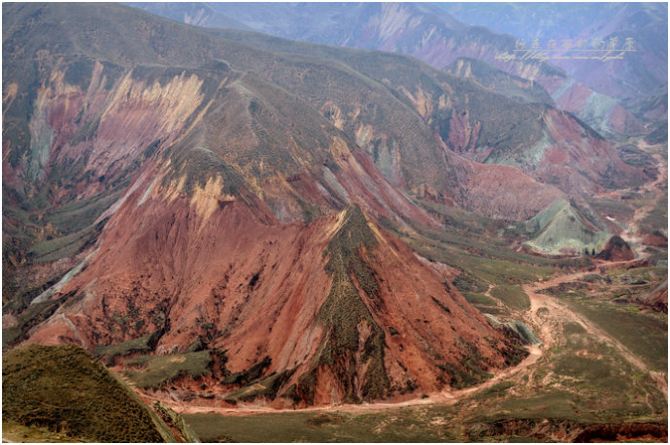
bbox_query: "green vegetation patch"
[553,354,615,382]
[44,189,122,235]
[28,219,105,264]
[565,298,668,371]
[225,369,295,403]
[2,345,164,442]
[640,191,668,237]
[489,390,589,423]
[471,381,515,401]
[423,241,556,286]
[438,341,493,389]
[2,291,78,348]
[296,206,389,403]
[453,271,489,294]
[183,406,459,442]
[125,350,212,389]
[491,285,530,310]
[94,333,155,364]
[463,292,496,306]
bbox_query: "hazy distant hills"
[131,2,664,136]
[442,2,668,100]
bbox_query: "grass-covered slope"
[524,199,610,255]
[291,207,388,404]
[2,345,170,442]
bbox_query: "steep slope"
[24,198,523,404]
[2,0,588,260]
[2,3,645,314]
[3,2,529,406]
[211,28,647,197]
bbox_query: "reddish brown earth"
[434,92,646,198]
[26,181,519,404]
[643,232,668,248]
[441,150,564,221]
[4,24,525,408]
[13,53,523,403]
[535,108,644,194]
[642,282,668,313]
[596,235,635,262]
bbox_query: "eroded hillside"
[1,3,666,428]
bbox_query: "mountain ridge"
[3,2,535,406]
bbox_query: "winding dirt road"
[523,267,667,397]
[522,140,667,397]
[621,147,668,254]
[149,343,544,416]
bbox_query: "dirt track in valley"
[621,147,667,253]
[523,265,667,397]
[146,343,543,416]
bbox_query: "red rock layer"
[27,167,514,403]
[595,235,635,262]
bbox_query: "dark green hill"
[2,344,171,442]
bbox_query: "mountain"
[127,1,251,30]
[6,3,644,232]
[3,2,542,406]
[442,2,668,101]
[131,2,651,136]
[4,3,647,317]
[210,27,647,196]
